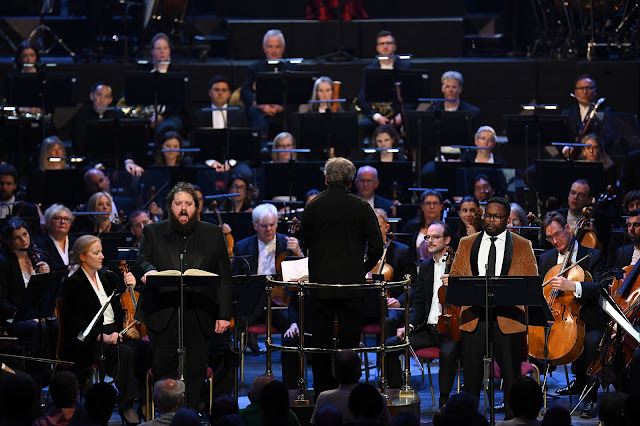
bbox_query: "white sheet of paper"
[281,258,309,282]
[601,298,640,344]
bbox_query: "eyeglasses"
[424,234,442,241]
[545,230,564,242]
[422,201,441,207]
[483,214,508,222]
[51,216,72,223]
[575,86,595,92]
[230,184,247,191]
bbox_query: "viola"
[576,186,615,250]
[368,233,395,282]
[528,216,593,365]
[273,218,300,306]
[119,260,146,339]
[436,247,461,341]
[212,200,234,258]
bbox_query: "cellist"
[538,212,606,419]
[385,220,460,408]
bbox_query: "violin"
[119,260,146,339]
[368,233,395,282]
[436,247,461,341]
[528,216,593,365]
[212,200,234,258]
[569,97,606,159]
[577,186,615,250]
[273,218,300,306]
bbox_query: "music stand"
[534,160,604,200]
[124,71,189,139]
[448,275,548,426]
[291,112,358,159]
[255,71,317,131]
[28,169,85,210]
[364,68,430,104]
[504,114,568,169]
[262,162,327,201]
[405,110,479,176]
[145,269,220,389]
[353,160,413,201]
[84,118,148,170]
[192,128,261,166]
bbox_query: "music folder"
[13,271,66,323]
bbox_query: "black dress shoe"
[580,400,597,418]
[494,402,505,413]
[555,379,585,396]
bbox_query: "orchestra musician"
[298,76,341,114]
[538,212,606,418]
[364,125,407,163]
[301,157,383,397]
[614,209,640,269]
[449,197,538,419]
[401,189,444,266]
[0,218,53,359]
[386,220,460,408]
[371,209,416,335]
[136,182,232,410]
[61,235,150,425]
[34,204,76,273]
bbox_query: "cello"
[436,247,461,341]
[119,260,146,339]
[528,217,593,365]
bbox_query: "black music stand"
[405,110,479,176]
[262,162,327,201]
[353,160,413,202]
[364,68,430,105]
[504,114,568,169]
[291,112,358,159]
[448,275,548,426]
[192,128,261,166]
[534,160,604,200]
[124,71,189,139]
[84,118,149,169]
[28,169,85,210]
[255,71,317,132]
[145,270,220,388]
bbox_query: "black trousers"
[462,321,521,416]
[310,297,363,395]
[92,323,150,410]
[386,325,460,404]
[147,309,210,410]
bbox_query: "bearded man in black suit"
[136,182,232,410]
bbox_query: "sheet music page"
[281,258,309,282]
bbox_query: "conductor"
[136,182,233,410]
[302,157,383,396]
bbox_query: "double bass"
[436,247,461,341]
[528,217,593,365]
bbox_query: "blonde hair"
[71,235,101,265]
[39,136,66,171]
[271,132,296,162]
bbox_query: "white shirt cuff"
[573,281,582,298]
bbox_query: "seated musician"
[220,175,255,213]
[401,189,444,266]
[137,32,184,136]
[61,235,150,424]
[471,174,496,203]
[386,220,459,408]
[34,204,76,273]
[271,132,297,163]
[354,166,394,216]
[555,179,612,257]
[232,204,302,353]
[357,31,409,133]
[82,192,122,234]
[117,209,151,263]
[562,74,614,157]
[364,125,407,163]
[371,209,417,335]
[0,164,41,233]
[426,71,480,114]
[623,190,640,214]
[298,76,342,114]
[614,209,640,269]
[9,41,41,115]
[539,212,606,418]
[0,218,53,359]
[575,134,616,188]
[459,126,506,166]
[455,196,482,245]
[194,75,247,130]
[83,169,138,226]
[38,136,68,171]
[153,131,188,167]
[240,29,298,141]
[72,82,145,177]
[449,197,538,419]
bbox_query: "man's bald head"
[84,168,111,194]
[153,379,185,414]
[248,375,274,404]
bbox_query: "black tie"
[487,237,497,276]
